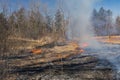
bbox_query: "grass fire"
[30,49,42,54]
[1,0,120,80]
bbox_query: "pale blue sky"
[1,0,120,17]
[95,0,120,17]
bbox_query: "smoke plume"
[63,0,120,77]
[63,0,100,48]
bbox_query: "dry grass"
[0,36,115,80]
[95,35,120,44]
[1,36,83,68]
[7,36,54,53]
[5,42,83,67]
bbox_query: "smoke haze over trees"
[92,7,120,36]
[92,7,114,36]
[0,0,120,53]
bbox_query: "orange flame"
[30,49,42,54]
[81,42,89,48]
[80,49,84,53]
[70,42,85,53]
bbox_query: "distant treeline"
[0,0,120,52]
[92,7,120,36]
[0,0,67,53]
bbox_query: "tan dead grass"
[8,36,54,50]
[8,42,82,67]
[95,36,120,44]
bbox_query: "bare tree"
[0,12,9,54]
[28,0,45,39]
[116,16,120,35]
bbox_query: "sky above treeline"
[0,0,120,17]
[95,0,120,17]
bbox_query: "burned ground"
[0,40,116,80]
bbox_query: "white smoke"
[63,0,101,48]
[63,1,120,77]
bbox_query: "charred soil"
[0,41,116,80]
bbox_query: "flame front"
[81,42,89,48]
[30,49,42,54]
[69,42,85,53]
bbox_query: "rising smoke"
[63,0,101,48]
[63,0,120,77]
